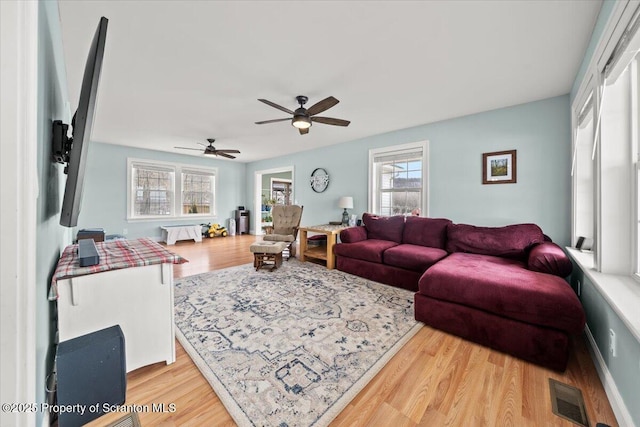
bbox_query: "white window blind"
[592,6,640,161]
[604,6,640,82]
[592,80,608,160]
[572,92,594,176]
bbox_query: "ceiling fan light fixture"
[292,115,311,129]
[257,96,348,134]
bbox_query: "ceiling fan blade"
[299,127,309,135]
[175,146,204,151]
[255,118,291,125]
[258,99,294,115]
[215,149,241,154]
[307,96,339,116]
[215,152,236,159]
[311,116,351,127]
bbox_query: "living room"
[1,1,639,426]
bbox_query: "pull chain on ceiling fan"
[255,95,350,135]
[175,138,240,159]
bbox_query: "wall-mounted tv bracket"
[52,119,72,174]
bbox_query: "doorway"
[254,166,294,234]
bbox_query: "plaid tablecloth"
[49,238,188,300]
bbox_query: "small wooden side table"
[299,224,350,269]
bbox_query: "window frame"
[368,141,429,216]
[127,158,217,221]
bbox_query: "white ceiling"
[58,1,602,163]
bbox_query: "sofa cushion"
[384,244,448,272]
[263,234,295,242]
[528,242,573,277]
[333,239,398,263]
[446,223,545,260]
[418,253,585,333]
[402,217,451,249]
[362,213,405,243]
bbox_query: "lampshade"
[338,196,353,209]
[292,115,311,129]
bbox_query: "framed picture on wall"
[482,150,517,184]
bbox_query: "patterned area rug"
[174,259,422,427]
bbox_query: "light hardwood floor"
[88,235,618,427]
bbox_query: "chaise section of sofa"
[414,223,585,371]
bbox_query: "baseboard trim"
[584,326,635,427]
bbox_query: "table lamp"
[338,196,354,225]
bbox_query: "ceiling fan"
[175,139,240,159]
[255,95,351,135]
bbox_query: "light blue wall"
[36,2,72,425]
[78,143,247,240]
[569,2,640,425]
[246,95,571,245]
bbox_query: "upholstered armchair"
[262,205,303,259]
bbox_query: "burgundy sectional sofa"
[334,214,585,371]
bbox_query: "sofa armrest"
[340,226,368,243]
[527,242,573,277]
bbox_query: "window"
[131,163,175,218]
[182,169,214,215]
[369,141,428,216]
[128,159,217,220]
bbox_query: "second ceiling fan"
[175,139,240,159]
[255,95,350,135]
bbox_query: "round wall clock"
[310,168,330,193]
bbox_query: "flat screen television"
[53,17,108,227]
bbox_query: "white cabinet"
[56,263,176,372]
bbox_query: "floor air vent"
[104,412,141,427]
[549,378,589,426]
